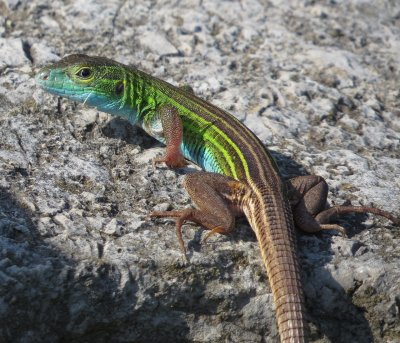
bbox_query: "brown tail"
[246,190,308,342]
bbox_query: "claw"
[319,224,347,237]
[150,210,182,218]
[202,226,226,243]
[152,155,187,169]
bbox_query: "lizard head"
[35,54,128,112]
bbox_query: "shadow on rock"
[0,187,192,343]
[300,234,374,343]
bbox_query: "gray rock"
[0,1,399,343]
[139,31,179,56]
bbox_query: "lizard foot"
[315,205,400,228]
[202,226,229,243]
[152,154,188,169]
[318,224,347,237]
[150,209,194,261]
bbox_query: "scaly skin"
[36,54,400,342]
[36,54,307,342]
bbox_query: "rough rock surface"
[0,1,399,342]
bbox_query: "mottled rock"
[0,1,399,343]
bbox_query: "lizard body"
[36,54,399,342]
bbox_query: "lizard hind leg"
[150,172,244,259]
[288,175,400,235]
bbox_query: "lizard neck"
[98,69,156,126]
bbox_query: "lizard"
[35,54,399,343]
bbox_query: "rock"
[0,38,29,68]
[0,1,399,342]
[139,31,179,56]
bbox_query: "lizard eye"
[76,68,92,79]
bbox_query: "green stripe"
[169,98,249,180]
[182,118,240,177]
[130,69,279,185]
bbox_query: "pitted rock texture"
[0,1,399,342]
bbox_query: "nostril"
[37,70,49,81]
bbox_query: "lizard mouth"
[35,68,92,99]
[35,68,110,109]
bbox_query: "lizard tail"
[245,189,308,343]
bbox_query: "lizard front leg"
[287,175,399,234]
[151,172,246,259]
[151,104,187,168]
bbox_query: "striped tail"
[244,187,307,342]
